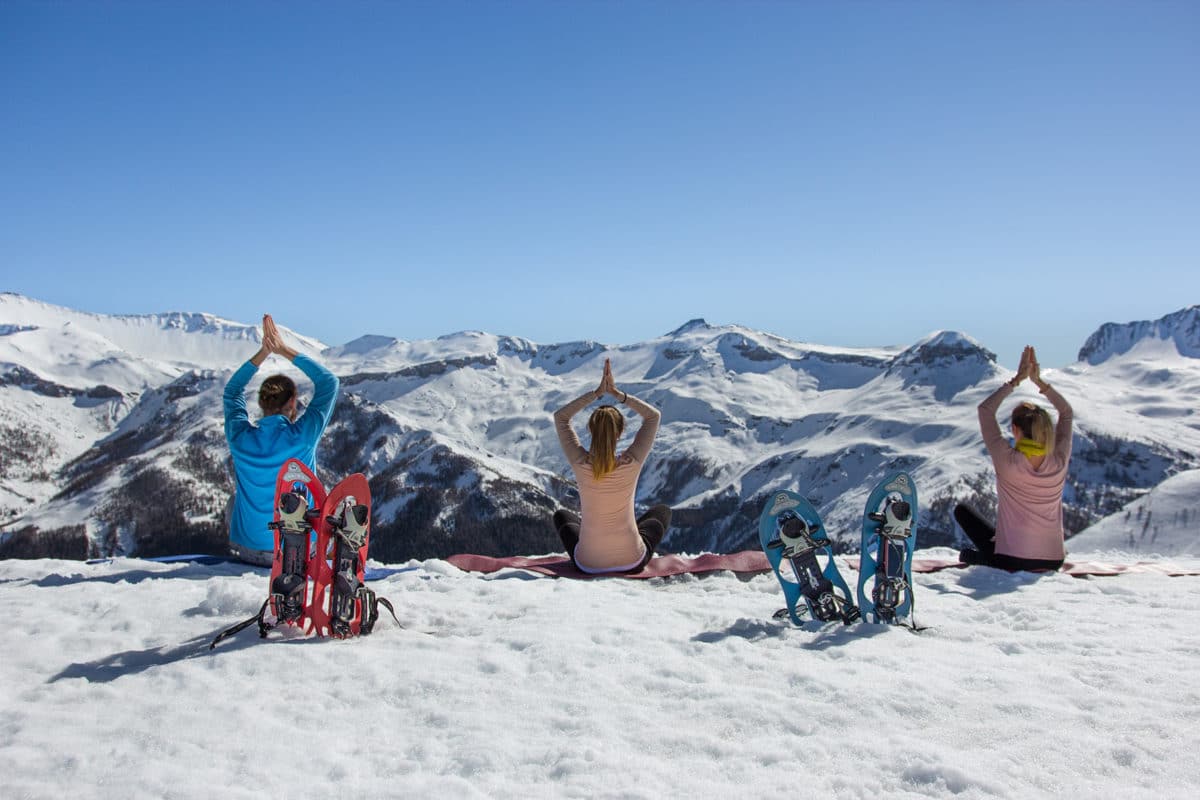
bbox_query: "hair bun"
[258,374,297,414]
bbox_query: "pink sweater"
[554,389,661,571]
[978,382,1074,560]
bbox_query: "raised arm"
[223,322,272,441]
[553,388,599,464]
[258,314,339,442]
[977,381,1015,460]
[978,346,1030,459]
[620,392,661,463]
[294,355,340,443]
[601,358,660,463]
[1030,347,1073,458]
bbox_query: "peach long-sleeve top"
[554,389,661,571]
[978,382,1074,561]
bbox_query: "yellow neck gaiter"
[1016,438,1046,458]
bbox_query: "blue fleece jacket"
[223,354,339,552]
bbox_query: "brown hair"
[258,374,296,416]
[587,405,625,480]
[1011,401,1055,458]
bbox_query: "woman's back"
[568,452,647,568]
[990,443,1071,560]
[552,358,665,573]
[976,346,1074,562]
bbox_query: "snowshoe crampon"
[210,462,399,649]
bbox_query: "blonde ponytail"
[1012,402,1055,460]
[1030,406,1055,459]
[587,405,625,480]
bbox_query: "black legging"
[553,505,672,574]
[954,504,1064,572]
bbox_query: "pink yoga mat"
[445,551,770,579]
[445,551,1200,579]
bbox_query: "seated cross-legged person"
[223,314,339,566]
[956,345,1073,572]
[551,358,671,574]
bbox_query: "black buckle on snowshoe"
[772,516,823,557]
[873,576,908,614]
[358,588,379,636]
[870,500,913,541]
[329,590,359,638]
[812,592,840,622]
[328,503,369,549]
[275,591,305,624]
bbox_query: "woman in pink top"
[553,359,671,574]
[956,346,1074,571]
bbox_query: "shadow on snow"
[46,626,322,685]
[691,616,892,646]
[22,561,416,589]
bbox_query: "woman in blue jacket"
[223,314,339,565]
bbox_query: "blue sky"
[1,1,1197,368]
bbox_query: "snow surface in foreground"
[2,550,1199,799]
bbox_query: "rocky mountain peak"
[325,334,401,357]
[886,331,997,401]
[667,319,712,337]
[893,330,996,369]
[1078,306,1200,365]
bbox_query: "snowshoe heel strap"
[210,598,271,650]
[357,591,401,636]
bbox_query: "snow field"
[2,551,1199,799]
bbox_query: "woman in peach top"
[956,346,1074,572]
[553,359,671,574]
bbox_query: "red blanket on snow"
[445,551,767,579]
[445,551,1200,579]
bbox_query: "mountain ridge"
[1078,305,1200,365]
[2,293,1198,560]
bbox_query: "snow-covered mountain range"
[2,292,1198,560]
[1067,468,1200,556]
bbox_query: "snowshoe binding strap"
[271,491,311,533]
[359,592,400,636]
[872,576,908,621]
[773,595,859,626]
[210,598,272,650]
[809,590,841,623]
[329,543,361,637]
[266,492,314,625]
[769,514,823,558]
[869,500,912,541]
[818,591,860,625]
[271,529,309,624]
[328,499,373,637]
[331,583,400,638]
[328,501,369,549]
[329,517,366,637]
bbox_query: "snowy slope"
[3,294,1200,561]
[1,552,1198,798]
[0,292,324,386]
[1068,469,1200,556]
[0,293,325,524]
